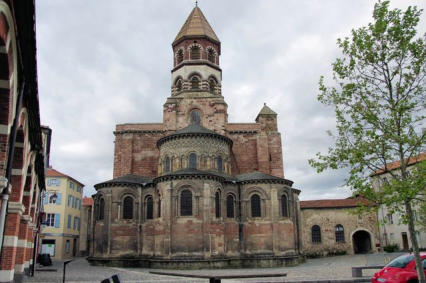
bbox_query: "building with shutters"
[89,5,303,268]
[370,153,426,251]
[40,168,84,259]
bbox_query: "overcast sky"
[35,0,426,200]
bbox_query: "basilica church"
[89,5,304,268]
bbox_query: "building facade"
[90,6,303,268]
[0,1,49,282]
[371,153,426,251]
[79,197,93,257]
[300,197,380,257]
[40,168,84,259]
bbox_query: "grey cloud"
[36,0,426,198]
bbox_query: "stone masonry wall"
[301,207,380,256]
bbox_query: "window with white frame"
[45,214,55,227]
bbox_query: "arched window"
[189,153,197,169]
[209,78,216,92]
[176,49,183,64]
[207,48,215,63]
[190,45,200,60]
[180,189,192,216]
[146,196,153,220]
[281,194,288,217]
[191,76,200,90]
[176,79,182,92]
[215,191,221,218]
[164,157,171,173]
[251,194,261,217]
[217,156,223,173]
[99,198,105,220]
[311,225,321,243]
[123,196,133,219]
[335,224,345,243]
[190,110,201,125]
[226,195,235,218]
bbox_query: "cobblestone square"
[25,252,403,282]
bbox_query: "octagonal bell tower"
[164,5,228,134]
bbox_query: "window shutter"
[67,215,71,228]
[54,214,60,228]
[56,193,62,205]
[42,192,48,205]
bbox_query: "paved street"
[25,252,404,283]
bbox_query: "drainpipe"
[0,81,26,257]
[0,178,9,256]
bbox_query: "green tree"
[309,1,426,279]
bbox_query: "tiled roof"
[46,168,84,186]
[300,197,373,209]
[236,171,294,186]
[174,124,217,135]
[95,174,152,188]
[157,124,233,147]
[373,152,426,176]
[83,197,93,206]
[257,103,277,116]
[174,6,219,44]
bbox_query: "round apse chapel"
[157,121,232,175]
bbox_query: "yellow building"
[40,168,84,259]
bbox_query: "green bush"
[384,244,399,253]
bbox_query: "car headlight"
[376,279,386,282]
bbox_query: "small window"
[123,196,133,219]
[190,110,201,125]
[49,193,57,204]
[157,199,161,218]
[191,45,200,60]
[176,79,182,92]
[312,225,321,243]
[98,198,105,220]
[146,196,153,220]
[191,76,200,90]
[217,156,223,173]
[180,189,192,216]
[176,49,183,64]
[165,157,171,173]
[335,224,345,243]
[251,194,261,217]
[387,213,393,224]
[65,240,70,253]
[226,195,235,218]
[189,153,197,169]
[209,79,216,92]
[215,191,221,218]
[207,48,215,63]
[281,194,288,217]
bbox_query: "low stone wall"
[87,254,304,269]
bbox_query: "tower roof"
[173,6,220,45]
[255,103,277,122]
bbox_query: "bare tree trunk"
[404,200,425,282]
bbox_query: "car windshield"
[386,255,414,268]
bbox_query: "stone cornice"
[114,130,165,135]
[171,60,222,73]
[157,131,233,149]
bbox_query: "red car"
[372,253,426,283]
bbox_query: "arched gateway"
[352,230,372,254]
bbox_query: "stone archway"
[352,230,371,254]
